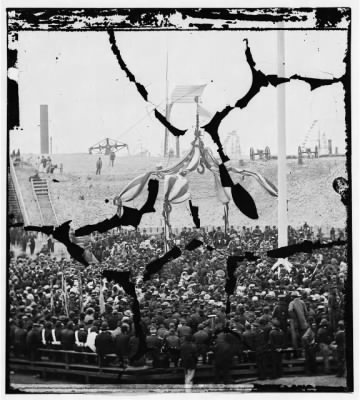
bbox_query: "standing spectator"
[288,291,308,349]
[85,326,98,353]
[177,319,192,343]
[317,319,332,374]
[41,321,53,347]
[26,323,42,360]
[29,236,36,256]
[75,323,88,351]
[268,319,285,379]
[193,323,209,363]
[302,321,318,375]
[272,295,288,334]
[21,235,28,253]
[13,320,27,357]
[47,237,54,254]
[328,286,340,332]
[51,321,63,348]
[334,320,345,377]
[214,331,234,384]
[61,321,75,350]
[95,322,114,365]
[330,227,336,241]
[114,324,131,367]
[253,320,269,380]
[165,327,181,367]
[180,335,197,392]
[60,163,63,174]
[109,152,116,167]
[146,326,163,365]
[96,157,102,175]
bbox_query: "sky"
[11,29,347,156]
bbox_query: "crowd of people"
[8,224,348,385]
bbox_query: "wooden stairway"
[31,179,58,226]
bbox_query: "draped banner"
[163,174,190,240]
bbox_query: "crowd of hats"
[9,224,347,351]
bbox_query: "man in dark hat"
[95,322,114,366]
[193,324,210,364]
[302,320,318,375]
[13,320,27,357]
[61,321,75,351]
[268,319,285,379]
[180,335,197,392]
[253,319,269,380]
[165,327,181,367]
[52,321,63,349]
[146,326,163,366]
[114,324,131,367]
[317,319,332,373]
[272,295,288,335]
[288,291,308,350]
[214,329,235,384]
[26,323,42,361]
[334,320,345,377]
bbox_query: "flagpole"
[62,265,69,317]
[78,269,83,313]
[164,47,169,157]
[50,277,54,315]
[277,24,288,248]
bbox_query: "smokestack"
[328,139,332,155]
[40,105,49,154]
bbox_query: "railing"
[48,185,59,225]
[9,348,336,384]
[9,158,30,225]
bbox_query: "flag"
[171,84,207,103]
[198,104,212,119]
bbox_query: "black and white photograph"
[3,4,358,395]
